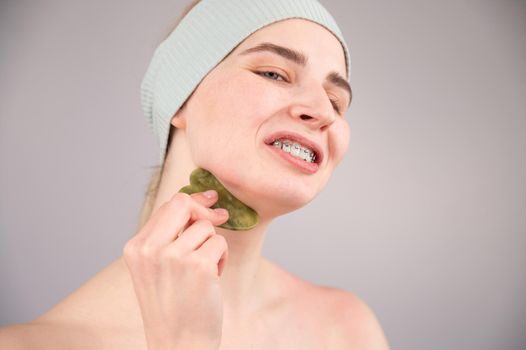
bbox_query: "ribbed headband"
[141,0,352,164]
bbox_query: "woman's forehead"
[233,18,347,75]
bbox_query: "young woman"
[0,0,390,349]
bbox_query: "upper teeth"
[272,139,316,163]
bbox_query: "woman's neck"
[147,130,278,318]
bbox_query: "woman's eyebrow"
[239,42,352,106]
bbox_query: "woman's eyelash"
[256,70,342,115]
[257,70,287,82]
[329,98,341,115]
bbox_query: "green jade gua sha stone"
[178,168,259,230]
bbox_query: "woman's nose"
[288,86,337,131]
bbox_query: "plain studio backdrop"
[1,0,525,349]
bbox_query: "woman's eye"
[329,98,342,115]
[256,70,343,116]
[257,70,287,82]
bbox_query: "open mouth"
[263,131,324,165]
[263,131,324,174]
[268,139,318,164]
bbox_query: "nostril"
[300,115,312,120]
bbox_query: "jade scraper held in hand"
[178,168,259,230]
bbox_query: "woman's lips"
[266,144,320,174]
[263,131,324,165]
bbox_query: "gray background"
[1,0,525,349]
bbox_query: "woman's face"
[174,18,351,217]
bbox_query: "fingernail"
[214,208,229,216]
[203,190,217,199]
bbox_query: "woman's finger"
[172,217,229,252]
[177,190,228,232]
[193,234,229,277]
[133,191,227,247]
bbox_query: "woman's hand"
[122,190,230,350]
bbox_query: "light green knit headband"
[140,0,352,164]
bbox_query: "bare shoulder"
[259,260,390,349]
[316,287,391,349]
[0,321,105,350]
[0,322,52,350]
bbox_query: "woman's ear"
[171,113,186,129]
[172,91,195,129]
[171,98,191,129]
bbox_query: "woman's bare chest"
[79,323,327,350]
[48,308,332,350]
[218,308,330,350]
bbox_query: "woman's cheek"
[331,120,351,164]
[235,74,287,110]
